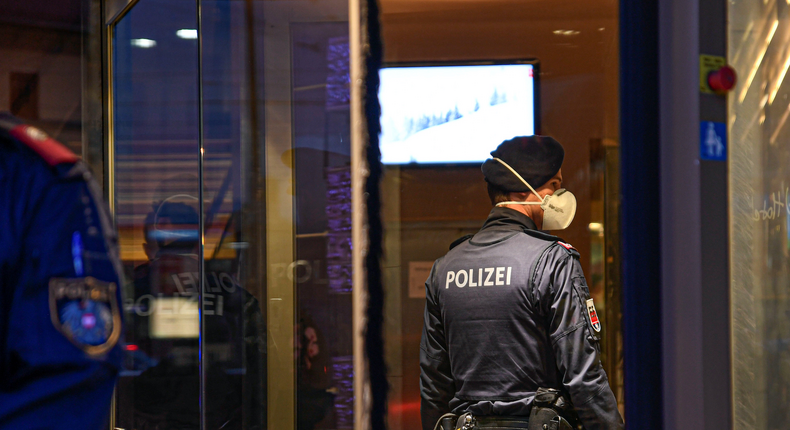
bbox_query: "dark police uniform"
[420,207,623,430]
[0,113,124,429]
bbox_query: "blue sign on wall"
[700,121,727,161]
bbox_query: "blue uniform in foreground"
[420,207,623,430]
[0,113,124,429]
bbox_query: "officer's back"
[420,136,623,430]
[433,218,564,402]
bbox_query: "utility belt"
[436,414,530,430]
[434,389,582,430]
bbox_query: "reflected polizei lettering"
[125,271,239,317]
[170,271,239,294]
[270,259,329,284]
[126,292,224,317]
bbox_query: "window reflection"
[113,0,352,428]
[730,1,790,428]
[292,22,353,430]
[114,1,268,428]
[200,1,267,428]
[0,0,103,163]
[113,1,203,427]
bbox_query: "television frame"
[378,59,541,167]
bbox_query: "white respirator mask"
[492,157,577,230]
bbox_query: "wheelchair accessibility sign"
[700,121,726,161]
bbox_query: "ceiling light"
[553,29,580,36]
[177,29,198,40]
[131,38,157,48]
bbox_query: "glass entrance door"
[112,1,207,427]
[108,0,355,429]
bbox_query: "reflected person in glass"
[128,198,266,430]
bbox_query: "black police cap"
[481,135,564,192]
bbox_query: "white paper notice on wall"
[408,261,434,299]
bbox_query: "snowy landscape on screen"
[379,64,535,164]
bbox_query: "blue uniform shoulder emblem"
[49,277,121,355]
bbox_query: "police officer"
[420,136,623,430]
[0,113,124,429]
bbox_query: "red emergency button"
[708,65,737,93]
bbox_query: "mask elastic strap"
[492,157,544,207]
[495,201,538,206]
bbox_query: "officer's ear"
[508,191,531,202]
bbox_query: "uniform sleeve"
[0,162,123,430]
[420,260,455,430]
[537,249,623,430]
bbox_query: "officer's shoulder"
[521,229,581,258]
[0,113,79,173]
[551,240,580,258]
[449,234,474,250]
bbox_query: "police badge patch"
[586,298,601,332]
[49,277,121,355]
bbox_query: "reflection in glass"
[112,0,353,428]
[730,2,790,429]
[1,0,103,167]
[113,0,203,428]
[201,1,267,428]
[292,22,353,430]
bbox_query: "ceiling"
[380,0,616,20]
[378,0,619,79]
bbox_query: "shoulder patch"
[557,241,575,251]
[8,124,78,166]
[586,298,602,332]
[449,234,474,250]
[49,277,121,355]
[554,241,580,257]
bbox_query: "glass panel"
[199,1,268,428]
[197,2,353,430]
[377,1,623,428]
[291,22,354,430]
[112,1,202,428]
[729,2,790,428]
[111,0,354,428]
[0,0,103,167]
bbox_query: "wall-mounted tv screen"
[379,61,538,165]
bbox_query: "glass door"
[108,0,357,429]
[111,1,205,427]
